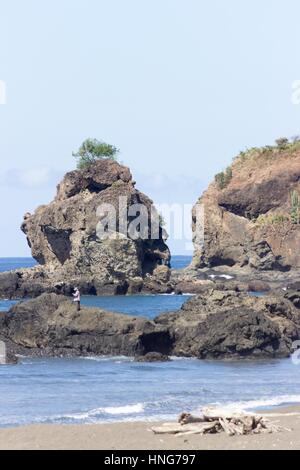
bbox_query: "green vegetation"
[255,213,289,226]
[215,167,233,190]
[275,137,289,150]
[73,138,119,169]
[235,135,300,166]
[254,190,300,226]
[290,190,300,225]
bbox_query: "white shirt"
[73,290,80,302]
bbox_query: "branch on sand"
[151,407,291,437]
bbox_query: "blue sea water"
[0,256,192,316]
[171,255,192,270]
[81,295,191,319]
[0,357,299,428]
[0,257,37,312]
[0,295,191,317]
[0,257,37,272]
[0,255,190,273]
[0,256,300,428]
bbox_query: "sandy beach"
[0,406,299,450]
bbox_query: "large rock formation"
[156,289,300,359]
[191,144,300,277]
[1,290,300,360]
[0,293,172,357]
[0,160,171,298]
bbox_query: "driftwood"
[151,421,220,436]
[151,408,287,437]
[179,412,206,424]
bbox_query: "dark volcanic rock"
[141,265,175,294]
[174,280,215,295]
[0,293,173,357]
[195,308,284,359]
[2,290,300,361]
[5,352,19,365]
[284,290,300,309]
[21,160,170,281]
[287,282,300,291]
[0,160,171,299]
[247,280,271,292]
[155,289,300,359]
[135,352,170,362]
[0,272,20,299]
[191,146,300,274]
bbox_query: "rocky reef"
[1,289,300,360]
[0,160,171,298]
[156,289,300,359]
[0,293,172,358]
[190,144,300,281]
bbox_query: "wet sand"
[0,406,299,450]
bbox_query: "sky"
[1,0,300,256]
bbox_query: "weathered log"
[175,422,220,437]
[151,421,219,435]
[219,418,238,436]
[151,408,287,438]
[178,412,206,425]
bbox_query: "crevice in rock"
[42,226,72,265]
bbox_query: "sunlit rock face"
[191,147,300,273]
[16,160,170,295]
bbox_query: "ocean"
[0,256,191,315]
[0,256,300,428]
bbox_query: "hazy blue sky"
[1,0,300,256]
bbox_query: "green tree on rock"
[215,167,233,190]
[275,137,289,150]
[73,138,119,169]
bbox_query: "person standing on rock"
[73,287,81,311]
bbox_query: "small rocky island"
[1,138,300,361]
[0,159,172,298]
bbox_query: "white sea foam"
[3,395,300,428]
[0,404,148,427]
[101,404,145,415]
[169,356,198,362]
[232,395,300,411]
[158,293,195,296]
[209,274,234,280]
[42,394,300,425]
[80,355,133,362]
[195,395,300,415]
[51,403,145,422]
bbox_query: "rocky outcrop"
[135,352,171,362]
[0,293,172,357]
[0,272,21,299]
[0,160,171,299]
[191,145,300,276]
[1,290,300,360]
[156,289,300,359]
